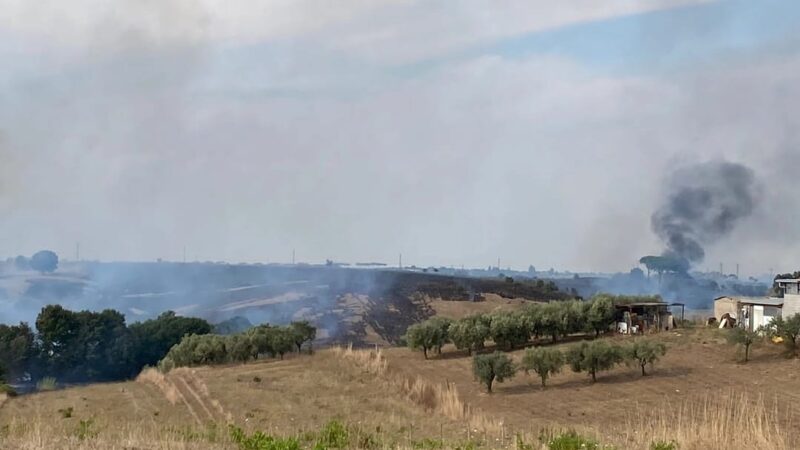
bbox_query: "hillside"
[2,328,799,449]
[0,262,567,345]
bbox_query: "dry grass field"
[1,318,799,449]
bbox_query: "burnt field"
[0,262,568,344]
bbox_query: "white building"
[776,278,800,318]
[714,279,800,331]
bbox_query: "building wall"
[783,294,800,319]
[714,297,739,320]
[784,284,800,295]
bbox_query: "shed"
[614,302,684,334]
[714,296,740,322]
[714,296,783,331]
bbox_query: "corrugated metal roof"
[717,296,784,307]
[776,279,800,283]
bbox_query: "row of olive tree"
[158,321,316,371]
[472,339,667,393]
[406,294,655,358]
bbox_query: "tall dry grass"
[332,345,502,436]
[136,367,180,405]
[0,414,233,450]
[623,392,795,450]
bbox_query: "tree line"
[473,338,667,393]
[158,321,316,371]
[404,294,661,358]
[0,304,316,384]
[0,306,213,384]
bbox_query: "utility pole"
[292,249,296,265]
[736,263,740,279]
[719,262,723,275]
[399,253,402,269]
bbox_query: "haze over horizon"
[1,0,798,276]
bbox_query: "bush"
[0,384,17,397]
[75,419,98,440]
[624,339,667,375]
[159,334,228,371]
[472,352,516,393]
[767,315,800,355]
[542,430,601,450]
[58,406,74,418]
[521,347,564,388]
[650,440,679,450]
[315,420,349,449]
[37,376,58,391]
[565,341,622,383]
[229,425,300,450]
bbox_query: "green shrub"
[544,430,601,450]
[315,419,349,449]
[0,384,17,397]
[58,406,74,418]
[412,438,445,449]
[74,419,98,440]
[37,377,58,391]
[650,440,679,450]
[229,425,300,450]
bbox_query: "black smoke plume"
[651,161,759,264]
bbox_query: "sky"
[0,0,798,275]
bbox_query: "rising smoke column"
[651,161,759,264]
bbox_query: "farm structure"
[615,302,684,334]
[714,296,784,331]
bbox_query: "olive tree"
[226,334,256,363]
[448,315,489,356]
[427,317,452,354]
[489,312,529,351]
[624,339,667,375]
[288,321,317,354]
[405,321,447,359]
[565,340,623,383]
[586,295,615,337]
[472,352,516,393]
[726,328,758,363]
[521,347,564,388]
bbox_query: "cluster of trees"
[728,313,800,362]
[405,295,658,358]
[159,321,316,371]
[12,250,59,274]
[472,339,667,393]
[0,306,212,383]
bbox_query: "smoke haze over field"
[0,1,799,275]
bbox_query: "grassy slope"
[2,323,799,449]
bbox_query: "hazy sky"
[0,0,798,275]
